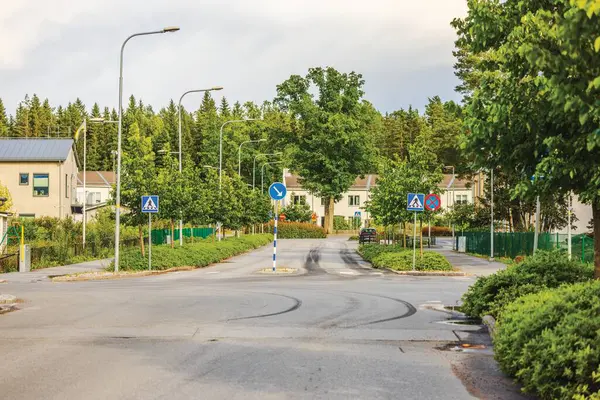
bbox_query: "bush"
[334,215,352,230]
[494,281,600,400]
[422,226,453,236]
[117,234,273,270]
[357,243,406,261]
[264,221,326,238]
[371,251,453,271]
[461,250,594,319]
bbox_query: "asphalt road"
[0,237,528,400]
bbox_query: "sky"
[0,0,468,116]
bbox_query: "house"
[74,171,115,222]
[283,171,474,227]
[76,171,114,207]
[0,138,79,218]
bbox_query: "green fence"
[461,231,594,263]
[151,227,214,245]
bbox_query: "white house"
[282,171,474,227]
[76,171,114,206]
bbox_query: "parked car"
[359,228,377,244]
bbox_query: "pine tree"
[0,98,8,137]
[232,101,243,118]
[219,97,230,117]
[14,102,31,137]
[40,99,55,137]
[29,94,42,137]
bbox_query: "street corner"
[0,294,19,315]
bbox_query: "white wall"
[76,186,112,205]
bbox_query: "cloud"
[0,0,467,115]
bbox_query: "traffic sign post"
[424,194,441,247]
[354,211,361,230]
[141,196,159,270]
[407,193,425,271]
[268,183,287,272]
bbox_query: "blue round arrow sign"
[268,182,287,201]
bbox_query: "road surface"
[0,237,527,399]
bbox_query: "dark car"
[359,228,377,244]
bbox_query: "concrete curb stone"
[384,269,468,277]
[0,294,17,304]
[482,315,497,339]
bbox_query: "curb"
[384,269,469,277]
[0,294,17,304]
[482,315,497,339]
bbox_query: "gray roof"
[0,139,74,162]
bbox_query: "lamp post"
[490,168,494,261]
[177,87,222,246]
[444,166,456,249]
[253,152,281,189]
[238,139,266,176]
[261,161,283,193]
[219,119,258,190]
[114,26,180,273]
[74,121,87,248]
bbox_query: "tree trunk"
[323,196,334,234]
[593,200,600,279]
[170,219,175,249]
[138,225,145,257]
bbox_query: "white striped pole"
[273,200,278,272]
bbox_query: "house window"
[348,195,360,206]
[19,173,29,185]
[455,195,468,205]
[321,197,327,206]
[65,174,69,198]
[293,195,306,205]
[33,173,49,197]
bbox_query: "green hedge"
[461,250,593,319]
[358,243,406,262]
[358,244,452,271]
[117,234,273,271]
[494,281,600,400]
[265,221,326,239]
[372,251,453,271]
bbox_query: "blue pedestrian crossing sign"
[141,195,159,213]
[407,193,425,212]
[269,182,287,201]
[354,211,361,218]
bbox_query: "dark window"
[348,195,360,206]
[19,173,29,185]
[293,195,306,205]
[33,173,49,197]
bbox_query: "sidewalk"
[429,238,507,277]
[0,259,111,283]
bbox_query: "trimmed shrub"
[265,221,326,239]
[357,243,406,262]
[117,234,273,270]
[461,250,593,319]
[422,226,452,236]
[494,281,600,400]
[372,251,453,271]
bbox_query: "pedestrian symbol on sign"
[141,195,159,213]
[407,193,424,211]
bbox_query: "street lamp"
[253,152,281,189]
[74,121,87,248]
[261,161,283,193]
[114,26,180,273]
[219,119,259,190]
[177,87,223,246]
[444,166,456,249]
[238,138,266,176]
[203,165,217,169]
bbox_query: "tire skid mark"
[338,291,417,327]
[304,246,327,276]
[226,292,302,321]
[311,293,362,329]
